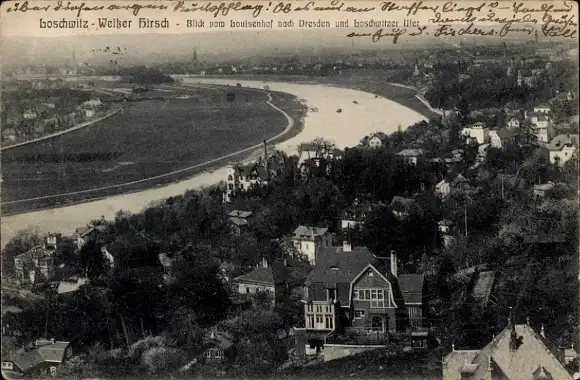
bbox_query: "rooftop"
[292,226,329,240]
[397,148,426,157]
[549,134,578,150]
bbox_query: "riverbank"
[1,80,426,247]
[0,106,123,151]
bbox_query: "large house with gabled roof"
[443,322,574,380]
[1,339,73,378]
[223,161,269,203]
[293,243,432,361]
[290,225,333,266]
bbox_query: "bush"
[141,346,188,374]
[128,335,167,361]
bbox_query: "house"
[202,330,234,364]
[298,143,323,165]
[223,162,269,203]
[84,109,95,118]
[397,148,426,165]
[341,201,382,231]
[1,339,73,379]
[2,128,17,142]
[23,110,37,120]
[489,128,519,149]
[14,234,60,286]
[232,256,310,301]
[435,173,469,198]
[442,323,573,380]
[2,306,23,337]
[72,223,107,251]
[83,98,102,107]
[548,134,578,166]
[290,226,333,265]
[461,122,489,145]
[534,104,551,114]
[227,210,253,235]
[365,132,388,149]
[506,117,520,129]
[57,276,88,295]
[533,182,555,199]
[294,245,431,361]
[390,196,416,219]
[526,111,553,143]
[438,220,456,248]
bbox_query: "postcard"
[0,1,578,379]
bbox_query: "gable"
[349,263,396,307]
[490,326,573,380]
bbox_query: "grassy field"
[1,83,303,214]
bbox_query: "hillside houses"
[14,234,61,286]
[489,128,519,149]
[526,110,553,143]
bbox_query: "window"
[307,304,313,313]
[327,288,336,301]
[246,287,250,294]
[325,316,334,329]
[2,362,13,370]
[228,184,234,190]
[354,287,388,307]
[205,350,212,358]
[228,175,233,181]
[215,350,223,359]
[354,310,365,319]
[240,184,244,190]
[367,270,374,277]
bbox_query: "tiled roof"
[549,134,578,150]
[398,274,424,305]
[397,148,426,157]
[233,266,275,286]
[7,349,45,372]
[496,128,519,140]
[228,217,248,227]
[444,325,573,380]
[292,226,329,240]
[389,196,416,212]
[36,342,70,362]
[228,210,253,219]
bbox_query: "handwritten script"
[3,0,578,43]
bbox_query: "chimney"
[50,338,55,344]
[262,257,268,269]
[343,240,352,252]
[390,251,398,278]
[540,324,545,338]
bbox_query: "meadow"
[1,84,300,213]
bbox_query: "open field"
[1,79,426,247]
[1,83,302,214]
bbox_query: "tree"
[166,252,229,327]
[1,228,42,276]
[79,239,110,281]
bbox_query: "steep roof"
[398,274,424,305]
[292,226,329,240]
[307,245,375,289]
[36,341,70,362]
[6,349,45,372]
[549,134,578,150]
[233,259,310,288]
[444,325,573,380]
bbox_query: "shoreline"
[1,106,123,152]
[1,80,427,248]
